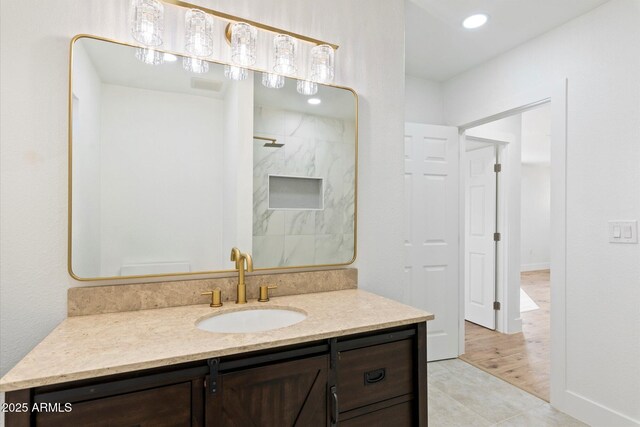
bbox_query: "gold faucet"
[230,247,253,304]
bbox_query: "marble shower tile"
[338,233,355,263]
[253,204,284,236]
[285,210,315,235]
[252,235,284,268]
[283,235,315,266]
[315,116,345,143]
[254,105,285,135]
[315,234,349,265]
[254,138,285,167]
[344,120,356,145]
[315,140,343,181]
[283,136,316,176]
[285,111,316,139]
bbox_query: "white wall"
[443,0,640,424]
[98,84,225,276]
[222,77,254,257]
[0,0,405,386]
[520,164,550,271]
[405,74,444,125]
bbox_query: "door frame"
[455,79,568,407]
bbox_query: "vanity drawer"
[340,400,413,427]
[337,338,413,412]
[35,382,192,427]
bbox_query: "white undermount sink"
[196,308,307,333]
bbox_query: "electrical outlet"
[608,221,638,244]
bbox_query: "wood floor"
[460,270,550,401]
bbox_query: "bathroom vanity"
[1,289,433,426]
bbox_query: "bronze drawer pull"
[364,368,386,385]
[330,385,338,426]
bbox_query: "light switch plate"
[608,220,638,243]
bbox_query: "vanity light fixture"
[230,22,257,66]
[261,72,285,89]
[296,80,318,96]
[310,45,335,84]
[130,1,341,86]
[462,13,488,29]
[224,64,248,81]
[163,53,178,62]
[183,57,209,74]
[185,9,214,57]
[135,47,164,65]
[130,0,164,65]
[130,0,164,47]
[307,98,321,105]
[183,9,213,73]
[273,34,297,75]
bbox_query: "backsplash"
[68,268,357,316]
[252,105,356,267]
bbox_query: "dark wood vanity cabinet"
[4,322,426,427]
[206,355,328,426]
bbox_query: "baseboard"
[520,262,550,272]
[554,389,640,427]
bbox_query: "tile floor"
[428,359,587,426]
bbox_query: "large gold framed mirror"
[68,35,357,280]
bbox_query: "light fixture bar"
[161,0,339,50]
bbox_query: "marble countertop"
[0,289,433,392]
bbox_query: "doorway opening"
[459,103,552,401]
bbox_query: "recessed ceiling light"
[307,98,321,105]
[163,53,178,62]
[462,14,488,29]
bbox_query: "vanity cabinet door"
[206,354,328,427]
[35,382,192,427]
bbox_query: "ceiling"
[406,0,611,81]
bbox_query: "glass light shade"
[231,22,257,66]
[296,80,318,96]
[273,34,297,75]
[224,65,248,81]
[135,47,164,65]
[185,9,214,58]
[310,44,335,83]
[183,57,209,74]
[261,72,285,89]
[130,0,164,47]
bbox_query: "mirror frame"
[67,34,358,281]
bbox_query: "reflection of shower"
[254,136,284,148]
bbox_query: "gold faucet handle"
[258,285,278,302]
[201,288,223,307]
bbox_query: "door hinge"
[493,301,501,310]
[207,358,220,394]
[494,163,502,173]
[493,232,501,242]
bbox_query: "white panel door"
[404,123,459,361]
[465,145,496,329]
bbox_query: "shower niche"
[268,176,324,210]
